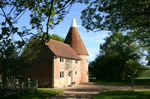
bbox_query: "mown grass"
[18,88,64,99]
[2,88,64,99]
[94,89,150,99]
[90,78,150,86]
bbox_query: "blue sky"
[49,3,110,62]
[10,3,109,62]
[0,3,148,64]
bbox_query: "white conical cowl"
[71,18,77,27]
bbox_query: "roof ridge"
[49,39,71,47]
[46,39,81,60]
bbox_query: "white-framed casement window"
[60,71,64,78]
[75,60,78,64]
[60,58,64,63]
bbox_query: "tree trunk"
[131,78,134,89]
[2,72,8,88]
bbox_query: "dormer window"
[60,58,64,63]
[75,60,78,64]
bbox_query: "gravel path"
[53,83,150,99]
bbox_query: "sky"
[9,3,110,62]
[0,3,148,64]
[49,3,110,62]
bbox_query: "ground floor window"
[60,71,64,78]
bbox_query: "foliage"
[21,34,64,64]
[0,0,87,88]
[81,0,150,66]
[123,60,145,79]
[141,68,150,77]
[81,0,150,32]
[89,32,145,80]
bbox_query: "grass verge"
[94,89,150,99]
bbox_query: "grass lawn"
[18,88,64,99]
[90,78,150,86]
[94,89,150,99]
[4,88,64,99]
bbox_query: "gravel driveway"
[53,82,150,99]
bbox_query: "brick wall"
[53,57,81,88]
[53,57,67,88]
[25,47,53,88]
[79,55,89,83]
[71,60,81,85]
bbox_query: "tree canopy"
[90,32,146,80]
[21,34,65,64]
[81,0,150,65]
[0,0,88,88]
[81,0,150,32]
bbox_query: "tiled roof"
[45,39,81,60]
[64,27,88,55]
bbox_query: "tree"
[81,0,150,66]
[21,34,64,64]
[81,0,150,32]
[123,59,146,89]
[0,43,24,88]
[0,0,88,88]
[90,32,145,80]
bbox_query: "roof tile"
[45,39,81,60]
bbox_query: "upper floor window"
[60,58,64,63]
[75,60,78,64]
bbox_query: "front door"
[68,71,72,85]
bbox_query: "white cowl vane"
[71,17,77,27]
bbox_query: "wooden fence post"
[28,78,30,88]
[16,79,19,88]
[22,81,24,89]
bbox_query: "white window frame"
[60,71,64,79]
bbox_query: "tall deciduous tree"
[0,0,88,88]
[90,32,145,80]
[21,34,64,64]
[81,0,150,65]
